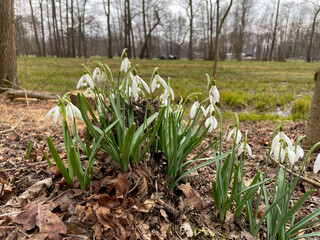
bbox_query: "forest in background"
[15,0,320,61]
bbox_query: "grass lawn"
[17,57,319,121]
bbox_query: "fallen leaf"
[180,222,193,238]
[178,183,203,210]
[98,194,121,209]
[132,199,155,213]
[13,203,67,237]
[112,173,129,196]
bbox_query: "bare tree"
[213,0,233,78]
[29,0,42,56]
[188,0,193,60]
[307,6,320,62]
[39,0,46,56]
[103,0,112,58]
[0,0,18,86]
[269,0,280,61]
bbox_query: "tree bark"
[307,8,320,63]
[46,0,54,55]
[29,0,42,56]
[59,0,66,57]
[269,0,280,61]
[0,0,18,87]
[71,0,75,57]
[39,0,46,56]
[188,0,193,60]
[213,0,233,78]
[304,69,320,147]
[103,0,112,58]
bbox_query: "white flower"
[45,105,61,123]
[313,154,320,174]
[66,101,82,121]
[84,88,95,99]
[160,89,169,106]
[121,57,130,72]
[286,147,295,165]
[227,127,242,145]
[237,142,253,157]
[206,104,215,117]
[209,85,219,104]
[92,67,106,83]
[151,74,168,92]
[97,94,104,114]
[77,74,94,89]
[190,101,200,119]
[271,130,292,152]
[293,145,304,163]
[205,116,218,133]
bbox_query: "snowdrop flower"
[294,145,304,162]
[273,145,285,163]
[84,88,95,99]
[45,105,61,123]
[206,104,215,117]
[190,101,206,119]
[160,89,169,106]
[151,73,168,92]
[121,57,130,72]
[97,94,104,114]
[209,85,219,104]
[205,115,218,133]
[227,127,242,145]
[130,71,150,99]
[237,142,253,157]
[286,147,295,165]
[92,67,106,83]
[313,154,320,174]
[77,74,94,89]
[66,101,82,121]
[271,127,293,152]
[190,101,200,119]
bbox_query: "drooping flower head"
[227,127,242,145]
[237,142,253,157]
[209,78,219,104]
[92,67,106,83]
[65,99,82,121]
[77,74,94,89]
[205,112,218,133]
[121,53,131,72]
[314,154,320,174]
[271,126,293,153]
[45,105,61,123]
[151,71,168,93]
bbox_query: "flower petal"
[314,154,320,174]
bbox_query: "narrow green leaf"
[25,140,32,160]
[69,146,86,190]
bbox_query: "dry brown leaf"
[98,194,121,209]
[13,203,67,238]
[159,209,169,223]
[96,207,112,230]
[132,199,155,213]
[178,183,203,210]
[112,173,129,196]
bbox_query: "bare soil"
[1,93,320,240]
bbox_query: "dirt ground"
[1,92,320,240]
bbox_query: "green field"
[17,57,320,121]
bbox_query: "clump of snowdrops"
[45,49,320,238]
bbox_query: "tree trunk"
[51,0,61,57]
[59,0,66,57]
[46,0,54,55]
[188,0,193,60]
[213,0,233,78]
[29,0,42,56]
[269,0,280,61]
[39,0,46,56]
[307,8,320,63]
[304,69,320,147]
[71,0,75,57]
[0,0,18,87]
[103,0,112,58]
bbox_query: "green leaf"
[69,146,86,190]
[44,151,53,167]
[120,123,136,172]
[25,140,32,160]
[47,136,72,184]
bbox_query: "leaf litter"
[1,94,320,239]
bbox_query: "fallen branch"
[271,157,320,188]
[0,87,57,100]
[0,82,29,134]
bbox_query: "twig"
[270,157,320,188]
[0,211,23,218]
[0,80,29,134]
